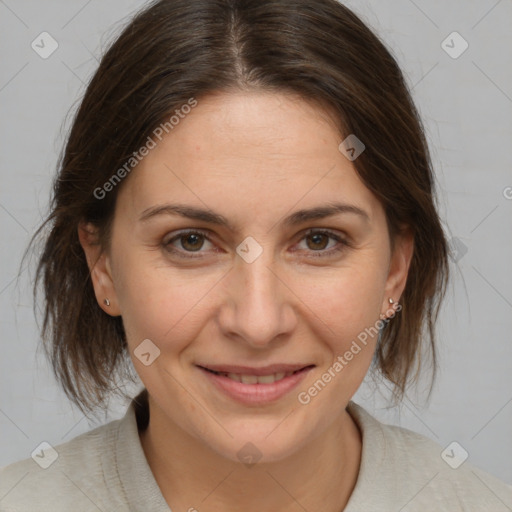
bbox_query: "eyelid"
[162,228,212,244]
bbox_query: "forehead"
[117,91,382,224]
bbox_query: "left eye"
[163,229,348,258]
[164,230,214,254]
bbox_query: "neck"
[139,397,362,511]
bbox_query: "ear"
[78,221,121,316]
[380,227,414,319]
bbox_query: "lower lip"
[197,366,314,406]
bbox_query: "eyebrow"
[138,201,370,230]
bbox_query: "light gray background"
[1,0,511,486]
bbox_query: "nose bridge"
[240,247,278,306]
[221,239,295,347]
[236,233,278,294]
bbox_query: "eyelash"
[162,228,349,259]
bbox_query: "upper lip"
[197,363,314,376]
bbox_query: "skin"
[79,90,413,511]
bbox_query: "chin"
[202,415,317,465]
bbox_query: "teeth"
[224,371,294,384]
[241,374,258,384]
[257,374,276,384]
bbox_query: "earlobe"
[77,222,121,316]
[381,230,414,318]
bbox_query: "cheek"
[290,268,386,424]
[294,264,387,401]
[114,254,220,351]
[303,262,386,338]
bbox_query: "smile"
[196,364,315,405]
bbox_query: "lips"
[196,363,315,405]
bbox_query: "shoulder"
[345,401,512,511]
[0,416,126,512]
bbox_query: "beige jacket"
[1,393,511,511]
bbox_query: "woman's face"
[83,91,412,462]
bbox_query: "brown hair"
[27,0,449,416]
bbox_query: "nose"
[217,248,297,349]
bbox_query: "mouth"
[196,363,315,405]
[198,365,311,384]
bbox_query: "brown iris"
[180,233,204,252]
[306,232,329,251]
